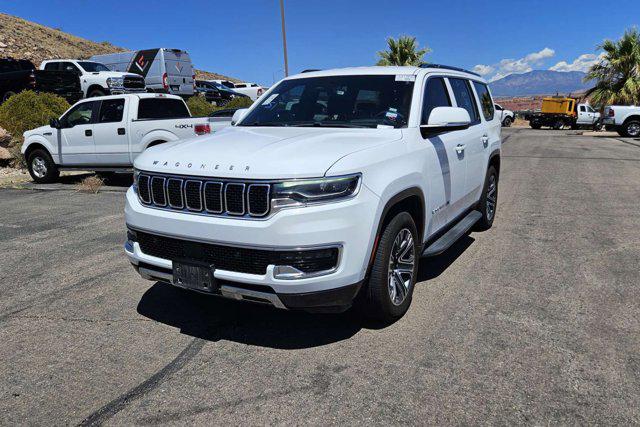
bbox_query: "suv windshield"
[77,62,110,72]
[239,75,414,128]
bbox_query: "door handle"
[85,129,92,137]
[118,128,126,135]
[481,134,489,148]
[455,144,466,153]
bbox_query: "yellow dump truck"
[527,96,600,130]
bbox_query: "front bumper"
[124,184,380,310]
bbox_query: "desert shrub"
[186,95,216,117]
[0,91,69,145]
[7,143,27,169]
[220,96,253,110]
[76,175,104,194]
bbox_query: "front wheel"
[27,149,59,183]
[88,88,106,97]
[361,212,418,323]
[552,120,564,130]
[502,117,512,127]
[475,165,498,231]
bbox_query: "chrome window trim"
[184,180,203,212]
[247,184,271,217]
[225,183,246,215]
[204,181,223,214]
[166,178,184,209]
[150,176,167,206]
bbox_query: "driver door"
[59,100,97,165]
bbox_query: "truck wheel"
[502,117,512,127]
[531,123,541,130]
[88,88,106,97]
[622,120,640,138]
[552,120,564,130]
[2,91,16,103]
[475,165,498,231]
[362,212,418,323]
[27,149,59,183]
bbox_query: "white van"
[91,49,195,97]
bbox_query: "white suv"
[124,65,501,321]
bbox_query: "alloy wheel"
[31,157,47,179]
[627,123,640,137]
[388,228,415,306]
[486,174,497,221]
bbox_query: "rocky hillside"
[0,13,238,82]
[490,70,592,97]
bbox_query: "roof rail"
[419,63,480,77]
[301,69,321,73]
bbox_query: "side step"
[421,210,482,257]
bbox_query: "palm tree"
[585,28,640,106]
[376,36,430,66]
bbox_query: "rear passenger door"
[447,78,486,208]
[469,81,499,198]
[92,98,130,165]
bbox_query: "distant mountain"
[489,70,592,97]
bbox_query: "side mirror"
[49,118,61,129]
[231,108,248,126]
[420,107,471,138]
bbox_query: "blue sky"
[3,0,639,85]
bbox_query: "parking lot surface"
[1,128,639,424]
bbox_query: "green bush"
[0,91,70,144]
[186,95,216,117]
[187,94,254,117]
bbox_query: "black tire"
[475,165,498,231]
[530,122,541,130]
[622,120,640,138]
[2,91,16,103]
[502,117,512,127]
[27,149,59,183]
[88,88,106,97]
[617,129,626,137]
[361,212,419,323]
[552,120,564,130]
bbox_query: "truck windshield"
[77,62,111,72]
[239,75,414,128]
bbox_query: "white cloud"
[549,53,604,72]
[474,47,556,81]
[472,64,494,76]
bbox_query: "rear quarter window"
[472,81,495,121]
[137,98,190,119]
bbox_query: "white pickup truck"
[40,59,146,98]
[494,103,515,127]
[602,105,640,137]
[210,80,264,100]
[22,93,231,183]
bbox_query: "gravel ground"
[0,128,639,425]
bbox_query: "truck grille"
[124,76,146,89]
[134,231,339,275]
[137,173,272,218]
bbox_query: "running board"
[421,210,482,257]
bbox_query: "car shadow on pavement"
[137,282,366,349]
[417,234,474,282]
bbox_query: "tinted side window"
[99,99,125,123]
[579,105,586,112]
[44,62,59,71]
[449,78,480,124]
[61,62,80,74]
[62,102,96,127]
[138,98,190,119]
[472,81,494,121]
[421,77,451,124]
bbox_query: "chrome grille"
[138,173,272,218]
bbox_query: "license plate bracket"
[172,260,217,292]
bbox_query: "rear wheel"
[2,91,16,103]
[361,212,418,323]
[27,149,59,183]
[552,119,564,130]
[502,117,512,127]
[622,120,640,138]
[530,121,541,130]
[475,165,498,231]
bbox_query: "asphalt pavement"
[1,128,639,424]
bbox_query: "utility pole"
[279,0,289,76]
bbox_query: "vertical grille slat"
[184,180,203,211]
[167,178,184,208]
[139,173,271,218]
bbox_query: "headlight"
[272,174,361,208]
[107,77,124,88]
[133,169,140,192]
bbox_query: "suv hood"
[134,126,403,179]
